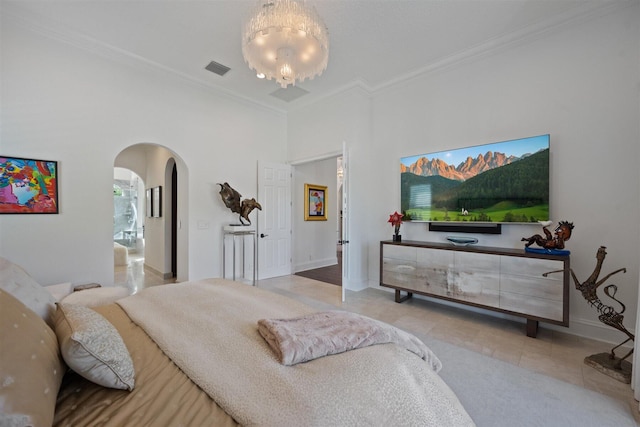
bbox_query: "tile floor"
[114,253,176,294]
[115,257,639,422]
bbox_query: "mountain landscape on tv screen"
[400,150,520,180]
[401,148,549,223]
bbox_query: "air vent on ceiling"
[205,60,231,76]
[270,86,309,102]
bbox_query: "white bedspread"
[117,279,475,427]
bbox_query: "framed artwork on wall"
[0,155,59,214]
[152,186,162,218]
[304,183,327,221]
[146,188,152,217]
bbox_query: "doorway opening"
[294,156,343,286]
[170,162,178,278]
[113,167,145,265]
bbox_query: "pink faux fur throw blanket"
[258,310,442,369]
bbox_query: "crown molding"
[3,7,287,117]
[371,1,631,96]
[282,1,631,111]
[4,1,631,116]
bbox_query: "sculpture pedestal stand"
[584,353,632,384]
[222,225,257,286]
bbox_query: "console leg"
[395,290,413,303]
[526,319,539,338]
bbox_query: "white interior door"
[257,161,292,280]
[341,142,349,302]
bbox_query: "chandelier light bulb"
[280,63,293,82]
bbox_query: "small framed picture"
[152,186,162,218]
[146,188,152,217]
[304,183,327,221]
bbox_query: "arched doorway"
[114,143,189,290]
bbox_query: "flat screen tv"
[400,134,549,224]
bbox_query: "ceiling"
[3,0,611,112]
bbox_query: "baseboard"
[143,263,170,278]
[294,257,337,273]
[552,317,635,349]
[344,277,369,292]
[366,281,635,349]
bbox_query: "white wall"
[293,157,339,272]
[0,18,287,286]
[139,146,176,277]
[289,5,640,343]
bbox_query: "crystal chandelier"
[241,0,329,88]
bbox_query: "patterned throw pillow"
[0,290,65,427]
[54,302,135,390]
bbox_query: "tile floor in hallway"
[115,257,639,422]
[114,253,176,294]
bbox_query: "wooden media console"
[380,240,570,337]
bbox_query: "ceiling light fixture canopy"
[242,0,329,88]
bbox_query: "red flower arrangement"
[388,211,404,238]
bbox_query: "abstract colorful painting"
[304,183,327,221]
[0,156,58,214]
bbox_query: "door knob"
[260,233,268,238]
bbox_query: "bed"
[0,257,475,427]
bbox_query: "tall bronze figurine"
[218,182,262,225]
[544,246,633,383]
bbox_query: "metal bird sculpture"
[217,182,262,225]
[544,246,632,372]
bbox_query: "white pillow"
[45,282,73,301]
[0,257,56,327]
[54,302,135,390]
[61,286,130,307]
